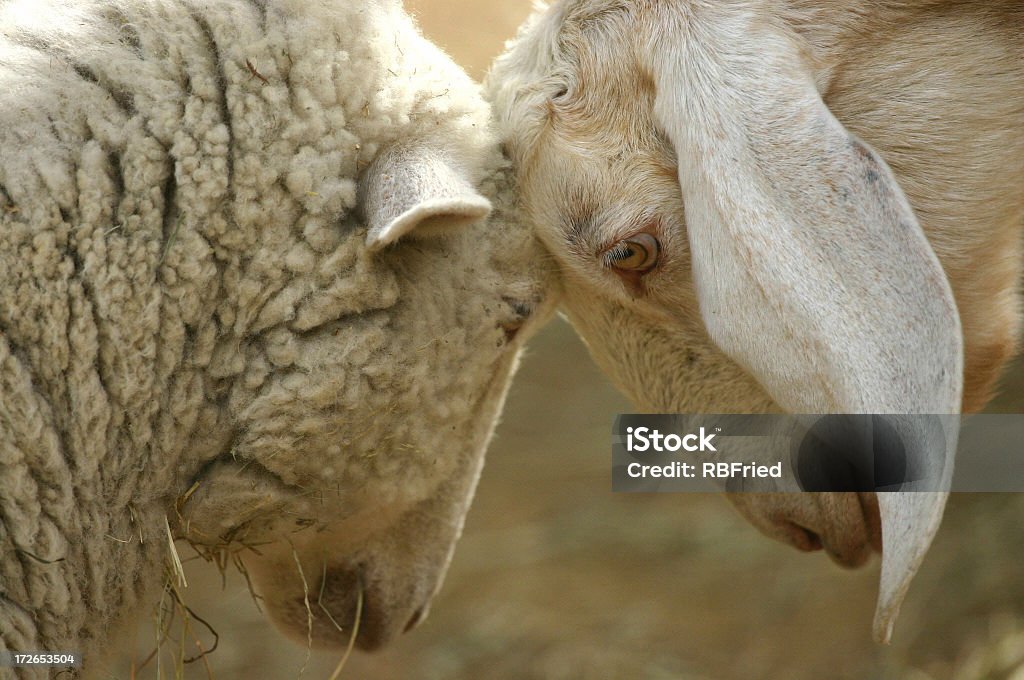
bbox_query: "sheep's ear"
[645,13,963,642]
[360,144,492,251]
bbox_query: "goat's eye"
[604,233,660,273]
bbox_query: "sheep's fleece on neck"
[0,0,554,671]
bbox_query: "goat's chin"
[726,491,883,568]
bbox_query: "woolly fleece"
[0,0,554,673]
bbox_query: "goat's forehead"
[490,0,678,258]
[518,86,668,218]
[503,54,654,166]
[523,4,640,92]
[490,1,642,145]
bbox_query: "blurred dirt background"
[104,2,1024,678]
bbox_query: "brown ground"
[104,3,1024,678]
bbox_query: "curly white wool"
[0,0,554,672]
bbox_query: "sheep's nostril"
[404,606,426,633]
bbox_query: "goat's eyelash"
[602,243,632,264]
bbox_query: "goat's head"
[488,0,963,642]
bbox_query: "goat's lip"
[817,492,883,567]
[730,491,882,568]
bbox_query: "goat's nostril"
[782,521,823,552]
[800,528,823,552]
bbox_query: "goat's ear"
[645,12,963,642]
[874,488,951,642]
[360,144,492,251]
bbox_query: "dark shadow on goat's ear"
[360,144,492,251]
[642,5,963,643]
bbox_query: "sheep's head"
[177,135,556,650]
[487,0,963,642]
[0,0,559,659]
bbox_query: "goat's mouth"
[784,491,883,567]
[728,491,884,568]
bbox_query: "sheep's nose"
[794,415,909,492]
[404,605,428,633]
[310,565,442,651]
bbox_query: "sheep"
[0,0,556,674]
[487,0,1023,644]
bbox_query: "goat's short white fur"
[488,0,1023,643]
[0,0,556,673]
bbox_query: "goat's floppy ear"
[645,11,963,642]
[360,144,492,251]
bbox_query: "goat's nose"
[794,415,909,492]
[778,520,824,553]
